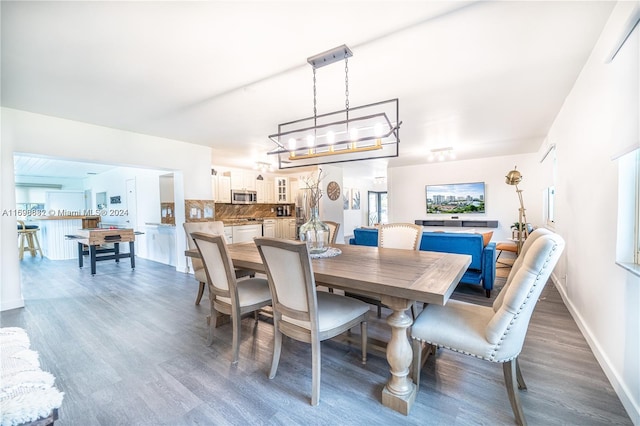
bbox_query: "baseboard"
[0,297,25,312]
[552,274,640,424]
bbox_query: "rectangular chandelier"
[267,45,400,170]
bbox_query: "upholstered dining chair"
[411,228,565,426]
[190,232,271,364]
[183,221,253,305]
[378,222,423,250]
[254,237,369,406]
[348,223,423,317]
[323,221,340,244]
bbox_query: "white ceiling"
[2,1,615,179]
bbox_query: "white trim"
[0,297,25,312]
[552,275,640,424]
[539,143,556,163]
[611,142,640,161]
[604,2,640,63]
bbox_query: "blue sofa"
[349,228,497,297]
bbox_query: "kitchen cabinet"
[230,170,257,191]
[275,177,289,203]
[263,219,276,238]
[232,224,262,243]
[213,176,231,203]
[275,218,296,239]
[265,178,275,203]
[256,180,267,203]
[223,226,233,244]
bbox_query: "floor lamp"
[505,166,528,254]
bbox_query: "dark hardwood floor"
[2,254,631,425]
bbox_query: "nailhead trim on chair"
[412,244,558,363]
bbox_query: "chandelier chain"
[312,67,317,125]
[344,57,349,111]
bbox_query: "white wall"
[389,153,542,242]
[544,2,639,422]
[1,108,214,311]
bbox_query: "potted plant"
[511,222,532,240]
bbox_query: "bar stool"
[17,220,43,260]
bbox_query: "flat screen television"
[426,181,485,214]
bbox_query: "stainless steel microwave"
[231,190,257,204]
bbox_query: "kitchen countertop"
[221,217,295,225]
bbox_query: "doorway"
[368,191,388,226]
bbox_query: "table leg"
[380,295,416,415]
[90,245,97,275]
[114,243,120,263]
[129,241,135,269]
[77,243,83,268]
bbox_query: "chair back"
[324,221,340,244]
[255,237,318,332]
[190,232,237,305]
[486,228,565,360]
[378,223,422,250]
[184,221,225,271]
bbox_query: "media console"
[414,219,498,228]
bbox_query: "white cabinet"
[213,176,231,203]
[230,170,256,191]
[256,180,266,203]
[275,218,296,239]
[275,177,289,203]
[232,224,262,243]
[223,226,233,244]
[265,178,275,203]
[263,219,276,238]
[287,219,297,240]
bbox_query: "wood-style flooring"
[1,254,632,425]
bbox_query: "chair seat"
[283,292,370,333]
[496,242,518,253]
[412,299,496,360]
[194,267,254,284]
[216,277,271,307]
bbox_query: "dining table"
[186,241,471,415]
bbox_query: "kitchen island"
[35,215,101,260]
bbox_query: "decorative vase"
[299,206,330,254]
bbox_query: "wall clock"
[327,181,341,201]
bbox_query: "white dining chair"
[348,223,423,317]
[254,237,369,406]
[184,221,253,305]
[191,232,271,364]
[411,228,565,425]
[378,222,423,250]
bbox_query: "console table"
[414,219,498,228]
[66,228,136,275]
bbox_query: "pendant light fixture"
[268,45,401,169]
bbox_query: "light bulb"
[307,134,315,147]
[349,127,359,141]
[326,131,335,144]
[288,138,296,150]
[374,123,383,137]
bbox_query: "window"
[615,148,640,273]
[367,191,387,226]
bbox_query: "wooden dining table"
[186,241,471,415]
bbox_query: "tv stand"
[414,219,498,228]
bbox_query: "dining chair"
[411,228,565,426]
[183,221,254,305]
[323,221,340,244]
[348,223,423,317]
[378,222,423,250]
[190,232,271,364]
[254,237,369,406]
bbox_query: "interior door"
[126,178,137,231]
